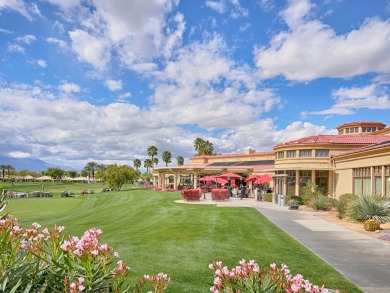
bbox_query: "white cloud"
[36,59,47,68]
[69,29,111,69]
[46,37,69,52]
[105,80,122,91]
[118,92,131,100]
[0,0,40,20]
[150,36,281,130]
[8,151,30,158]
[58,82,81,93]
[254,0,390,81]
[304,84,390,116]
[16,34,36,44]
[205,0,227,14]
[7,43,25,54]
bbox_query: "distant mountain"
[0,157,55,172]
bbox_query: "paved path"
[178,195,390,293]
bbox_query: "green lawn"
[4,182,362,292]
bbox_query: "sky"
[1,0,390,171]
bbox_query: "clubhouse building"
[153,121,390,198]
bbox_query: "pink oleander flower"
[32,222,41,229]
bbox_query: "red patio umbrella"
[216,172,241,179]
[258,174,272,183]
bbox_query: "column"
[295,170,300,196]
[382,166,386,197]
[193,172,198,189]
[173,172,178,189]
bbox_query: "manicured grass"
[5,182,362,292]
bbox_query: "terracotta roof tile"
[332,139,390,157]
[275,135,390,147]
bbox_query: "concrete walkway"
[178,195,390,293]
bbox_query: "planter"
[364,219,380,231]
[288,205,299,210]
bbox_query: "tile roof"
[191,151,274,159]
[332,139,390,158]
[275,135,390,147]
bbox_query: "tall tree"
[144,159,153,173]
[0,165,6,181]
[96,164,108,181]
[84,161,98,182]
[133,159,141,171]
[5,165,15,180]
[47,167,65,182]
[193,138,214,155]
[103,164,136,190]
[162,151,172,167]
[147,146,158,167]
[153,157,159,168]
[176,156,184,166]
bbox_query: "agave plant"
[348,195,390,223]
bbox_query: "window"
[299,150,312,157]
[346,128,350,133]
[277,151,284,159]
[354,127,359,133]
[315,171,328,195]
[372,127,376,132]
[286,170,296,196]
[286,150,296,158]
[367,127,372,132]
[339,129,344,134]
[315,149,329,157]
[299,170,311,196]
[362,127,366,132]
[353,167,371,196]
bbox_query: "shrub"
[307,195,333,211]
[0,216,170,292]
[301,182,321,204]
[263,193,273,202]
[348,195,390,223]
[334,194,358,219]
[209,259,339,293]
[290,195,304,205]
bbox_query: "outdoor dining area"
[180,172,273,202]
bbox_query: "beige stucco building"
[153,121,390,198]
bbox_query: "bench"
[211,189,229,200]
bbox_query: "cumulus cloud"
[205,0,227,14]
[105,80,122,91]
[0,0,40,20]
[16,34,36,44]
[254,0,390,81]
[69,29,111,69]
[7,43,25,54]
[118,92,131,100]
[36,59,47,68]
[58,82,81,94]
[304,84,390,116]
[149,35,281,130]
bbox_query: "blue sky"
[1,0,390,170]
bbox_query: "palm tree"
[147,146,158,165]
[133,159,141,171]
[162,151,172,167]
[194,138,214,155]
[202,140,214,155]
[84,161,98,183]
[5,165,15,181]
[177,156,184,166]
[194,138,203,155]
[153,157,159,168]
[144,159,153,174]
[0,164,6,181]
